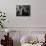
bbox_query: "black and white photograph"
[16,5,30,16]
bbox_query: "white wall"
[0,0,46,27]
[0,1,46,46]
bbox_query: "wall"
[0,0,46,27]
[0,0,46,46]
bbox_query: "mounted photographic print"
[16,5,30,16]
